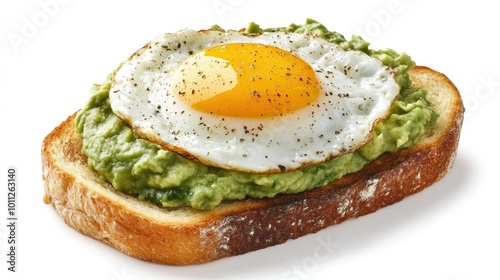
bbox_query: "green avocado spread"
[75,19,438,210]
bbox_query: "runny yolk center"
[171,43,320,118]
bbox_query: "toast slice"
[42,66,464,265]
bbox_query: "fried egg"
[109,29,399,173]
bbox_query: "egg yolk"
[170,43,320,118]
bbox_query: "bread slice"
[42,66,464,265]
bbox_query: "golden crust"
[42,66,464,265]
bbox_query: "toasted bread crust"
[42,66,464,265]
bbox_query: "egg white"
[109,29,399,173]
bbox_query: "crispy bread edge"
[41,66,465,265]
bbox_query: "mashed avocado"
[75,19,438,210]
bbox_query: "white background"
[1,0,498,279]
